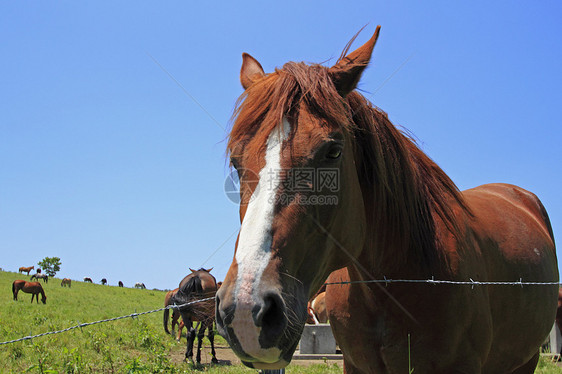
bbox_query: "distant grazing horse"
[171,268,218,364]
[215,26,558,372]
[12,280,47,304]
[118,281,123,287]
[61,278,71,288]
[83,277,93,283]
[135,282,146,289]
[31,273,48,283]
[101,278,107,285]
[19,266,34,275]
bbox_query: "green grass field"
[0,270,341,373]
[1,269,560,373]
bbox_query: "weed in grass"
[61,347,85,374]
[10,343,24,360]
[536,356,562,374]
[33,316,48,326]
[125,357,146,373]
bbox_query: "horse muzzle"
[216,287,303,368]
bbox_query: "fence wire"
[324,277,562,288]
[2,277,561,347]
[0,296,214,346]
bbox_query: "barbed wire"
[3,277,560,347]
[0,296,214,346]
[324,277,562,289]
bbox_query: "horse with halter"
[12,280,47,304]
[19,266,34,275]
[31,273,49,283]
[215,26,558,373]
[61,278,72,287]
[171,268,219,364]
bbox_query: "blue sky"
[1,2,561,290]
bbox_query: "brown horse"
[61,278,71,287]
[215,26,558,372]
[163,288,183,337]
[171,268,218,364]
[19,266,34,275]
[12,280,47,304]
[306,291,327,324]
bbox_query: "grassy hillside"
[1,269,561,373]
[1,269,178,372]
[0,270,341,373]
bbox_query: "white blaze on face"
[230,118,290,361]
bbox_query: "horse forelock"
[227,61,353,164]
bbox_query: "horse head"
[216,27,380,369]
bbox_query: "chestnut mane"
[228,60,469,273]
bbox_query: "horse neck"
[348,92,465,279]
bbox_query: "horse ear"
[189,268,196,273]
[328,26,381,97]
[240,53,266,90]
[205,267,213,273]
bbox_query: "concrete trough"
[299,323,337,354]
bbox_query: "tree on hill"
[37,257,62,277]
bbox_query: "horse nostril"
[255,292,287,344]
[215,294,223,327]
[216,293,235,327]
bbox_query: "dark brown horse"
[101,278,107,285]
[19,266,34,275]
[215,26,558,372]
[171,268,218,364]
[83,277,93,283]
[118,281,124,287]
[12,280,47,304]
[61,278,71,287]
[165,280,224,342]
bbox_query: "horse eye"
[326,146,342,160]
